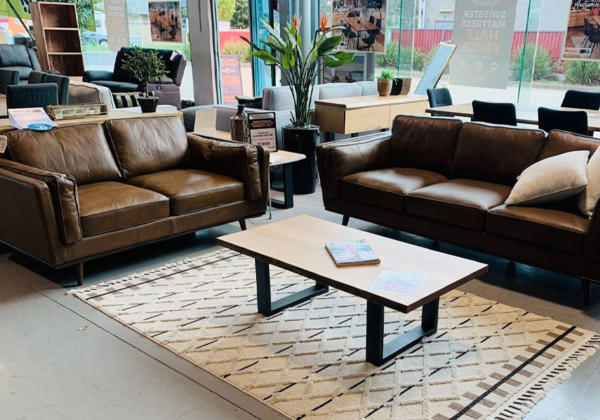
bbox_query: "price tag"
[247,112,277,152]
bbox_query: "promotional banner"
[331,0,386,53]
[449,0,517,89]
[148,0,182,43]
[105,0,129,52]
[220,54,244,104]
[563,0,600,60]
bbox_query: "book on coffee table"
[325,241,381,267]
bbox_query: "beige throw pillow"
[505,150,589,206]
[578,149,600,217]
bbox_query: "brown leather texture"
[0,158,82,244]
[128,169,245,216]
[340,168,447,212]
[106,116,189,178]
[78,181,169,237]
[452,122,545,185]
[187,134,262,200]
[406,179,512,230]
[390,115,462,175]
[538,130,600,161]
[6,123,121,185]
[487,204,588,253]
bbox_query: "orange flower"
[319,15,329,33]
[292,14,301,31]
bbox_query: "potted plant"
[243,16,354,194]
[121,46,167,113]
[377,71,394,96]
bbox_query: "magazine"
[325,240,380,267]
[371,269,425,295]
[8,108,56,130]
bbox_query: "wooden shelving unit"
[31,2,84,76]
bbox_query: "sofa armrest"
[316,132,392,199]
[172,56,187,86]
[83,70,114,82]
[0,159,82,245]
[186,134,266,201]
[585,199,600,261]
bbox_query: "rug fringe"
[493,334,600,419]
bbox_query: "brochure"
[8,108,56,130]
[372,269,425,295]
[325,240,380,267]
[247,111,277,152]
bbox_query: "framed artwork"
[148,1,182,43]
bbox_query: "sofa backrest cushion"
[538,130,600,161]
[105,116,188,178]
[318,83,362,100]
[452,122,545,185]
[7,123,122,185]
[113,47,182,84]
[0,45,31,68]
[262,86,295,111]
[390,115,462,176]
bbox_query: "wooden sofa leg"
[75,263,83,286]
[342,215,350,226]
[239,219,247,231]
[582,277,591,306]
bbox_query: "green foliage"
[375,41,432,72]
[510,44,553,81]
[378,71,393,80]
[217,0,236,21]
[565,60,600,85]
[48,0,98,32]
[230,0,249,29]
[223,42,250,62]
[121,46,167,96]
[243,19,354,127]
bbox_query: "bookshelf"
[31,2,85,76]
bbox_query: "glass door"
[250,0,277,95]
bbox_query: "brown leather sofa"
[317,114,600,304]
[0,116,268,284]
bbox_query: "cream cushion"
[578,149,600,217]
[505,150,589,206]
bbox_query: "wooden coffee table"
[217,215,488,366]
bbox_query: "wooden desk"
[0,106,182,133]
[427,103,600,131]
[315,94,428,135]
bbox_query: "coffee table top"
[217,215,488,312]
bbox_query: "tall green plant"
[121,47,167,97]
[243,16,355,127]
[566,60,600,85]
[510,44,553,81]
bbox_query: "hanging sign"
[148,1,182,42]
[105,0,130,51]
[332,0,387,53]
[563,1,600,60]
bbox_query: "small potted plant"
[121,46,167,113]
[377,71,394,96]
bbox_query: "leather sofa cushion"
[452,122,545,185]
[106,116,188,178]
[78,182,169,237]
[128,169,245,216]
[538,130,600,161]
[7,123,122,185]
[391,115,462,176]
[406,179,512,229]
[339,168,447,211]
[487,205,589,253]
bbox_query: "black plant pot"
[137,96,159,113]
[283,125,319,194]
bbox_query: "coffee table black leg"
[366,298,439,366]
[271,164,294,209]
[255,259,328,316]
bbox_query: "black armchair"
[6,83,58,110]
[0,44,42,82]
[0,69,19,94]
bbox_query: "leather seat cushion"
[78,182,169,237]
[406,179,512,229]
[339,168,447,211]
[128,169,245,215]
[486,205,589,253]
[92,80,139,92]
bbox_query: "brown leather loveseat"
[0,116,268,284]
[317,115,600,304]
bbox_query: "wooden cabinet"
[31,2,84,76]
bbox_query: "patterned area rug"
[71,249,600,419]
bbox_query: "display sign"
[449,0,517,89]
[563,1,600,60]
[332,0,386,53]
[148,1,182,43]
[414,43,456,95]
[248,112,277,152]
[105,0,130,52]
[220,55,244,104]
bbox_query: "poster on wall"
[449,0,517,89]
[105,0,129,52]
[331,0,386,53]
[563,0,600,60]
[148,1,182,43]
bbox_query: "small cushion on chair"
[113,92,140,108]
